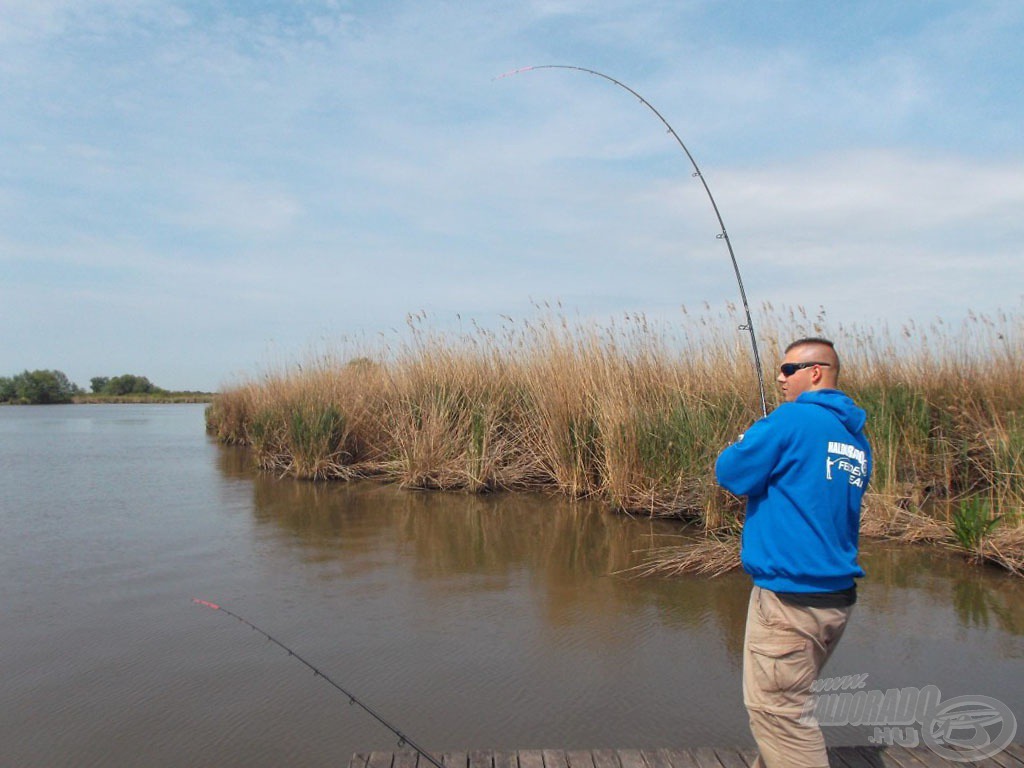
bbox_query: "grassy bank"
[74,392,215,404]
[205,305,1024,575]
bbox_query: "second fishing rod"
[192,598,446,768]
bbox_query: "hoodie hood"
[796,389,867,433]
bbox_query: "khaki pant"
[743,585,852,768]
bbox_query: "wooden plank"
[709,747,748,768]
[823,747,854,768]
[350,754,372,768]
[975,752,1018,768]
[469,751,494,768]
[590,750,621,768]
[566,750,595,768]
[688,747,721,767]
[994,744,1024,766]
[981,744,1024,768]
[864,745,897,767]
[880,746,922,768]
[518,750,546,768]
[641,748,675,768]
[392,752,420,768]
[543,751,569,768]
[492,753,518,768]
[827,746,887,767]
[444,753,469,768]
[614,753,647,768]
[734,750,758,768]
[369,752,395,768]
[888,745,937,768]
[395,753,420,768]
[661,749,700,768]
[617,749,646,768]
[909,746,955,768]
[830,746,868,768]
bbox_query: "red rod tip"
[493,66,535,80]
[192,598,220,610]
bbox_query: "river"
[1,404,1020,766]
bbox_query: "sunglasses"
[780,361,831,377]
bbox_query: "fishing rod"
[497,64,769,417]
[191,598,445,768]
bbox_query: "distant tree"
[4,369,79,404]
[103,374,164,396]
[1,370,181,402]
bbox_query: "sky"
[1,0,1022,392]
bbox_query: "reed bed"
[207,304,1024,575]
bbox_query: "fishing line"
[497,64,769,417]
[191,598,444,768]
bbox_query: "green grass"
[952,497,1003,560]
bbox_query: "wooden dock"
[350,743,1024,768]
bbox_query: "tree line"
[0,370,166,404]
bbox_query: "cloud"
[718,150,1024,235]
[169,178,303,236]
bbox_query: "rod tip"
[493,65,535,81]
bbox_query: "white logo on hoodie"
[826,441,868,486]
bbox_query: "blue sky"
[2,1,1021,391]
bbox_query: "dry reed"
[206,303,1024,575]
[623,534,742,579]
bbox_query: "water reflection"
[215,441,257,480]
[953,576,1023,637]
[251,480,658,573]
[245,467,755,653]
[858,541,1024,640]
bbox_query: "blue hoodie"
[715,389,871,592]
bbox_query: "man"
[715,337,871,768]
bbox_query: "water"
[1,405,1021,766]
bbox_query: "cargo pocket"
[747,637,814,712]
[755,586,788,629]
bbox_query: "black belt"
[775,583,857,608]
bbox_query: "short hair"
[785,336,835,353]
[785,337,840,375]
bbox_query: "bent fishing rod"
[191,598,445,768]
[497,64,768,417]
